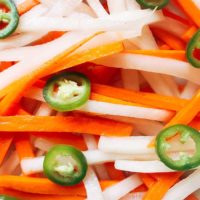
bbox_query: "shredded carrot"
[0,115,133,136]
[185,194,198,200]
[37,133,87,151]
[133,184,148,193]
[139,174,156,189]
[0,34,97,115]
[0,135,13,165]
[151,27,186,50]
[0,176,116,195]
[162,8,191,25]
[17,0,39,15]
[51,42,124,74]
[0,62,14,72]
[14,135,34,160]
[0,187,84,200]
[125,50,186,61]
[92,84,187,111]
[181,26,198,42]
[105,163,125,180]
[143,172,182,200]
[173,0,200,27]
[159,44,171,50]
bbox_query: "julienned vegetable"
[156,124,200,171]
[186,29,200,68]
[0,195,19,200]
[43,72,91,112]
[0,0,19,39]
[43,145,88,186]
[136,0,169,10]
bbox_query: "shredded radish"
[115,160,175,173]
[78,100,173,121]
[181,81,199,99]
[34,137,54,152]
[83,167,104,200]
[120,192,145,200]
[107,0,127,14]
[94,53,200,84]
[17,10,162,32]
[163,169,200,200]
[98,136,195,155]
[103,174,143,200]
[83,134,110,180]
[34,103,53,116]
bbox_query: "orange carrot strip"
[0,34,97,115]
[14,136,34,160]
[0,62,14,72]
[151,27,186,50]
[105,163,125,180]
[185,194,198,200]
[0,115,133,136]
[37,133,87,151]
[133,184,148,193]
[173,0,200,27]
[159,44,171,50]
[51,42,124,75]
[92,84,187,111]
[0,188,84,200]
[162,8,191,25]
[125,50,186,61]
[181,26,198,42]
[17,0,39,15]
[0,135,13,165]
[139,174,156,189]
[0,176,116,195]
[143,172,182,200]
[91,93,149,107]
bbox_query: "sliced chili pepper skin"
[43,72,91,112]
[186,29,200,68]
[136,0,169,10]
[156,124,200,171]
[0,0,19,39]
[43,145,88,186]
[0,195,19,200]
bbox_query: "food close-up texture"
[0,0,200,199]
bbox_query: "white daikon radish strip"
[102,115,163,136]
[121,192,145,200]
[84,150,157,164]
[94,54,200,84]
[34,137,54,152]
[126,0,140,10]
[181,81,199,99]
[34,103,53,116]
[192,0,200,9]
[163,169,200,200]
[21,156,45,175]
[47,0,82,17]
[83,134,110,180]
[0,151,20,175]
[152,17,188,37]
[121,69,140,91]
[13,0,25,5]
[84,167,104,200]
[0,32,47,51]
[17,10,161,32]
[161,75,180,97]
[103,174,142,200]
[115,160,175,173]
[107,0,126,14]
[76,2,96,16]
[0,31,94,91]
[141,71,175,96]
[98,136,195,155]
[86,0,108,17]
[78,100,173,121]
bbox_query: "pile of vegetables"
[0,0,200,200]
